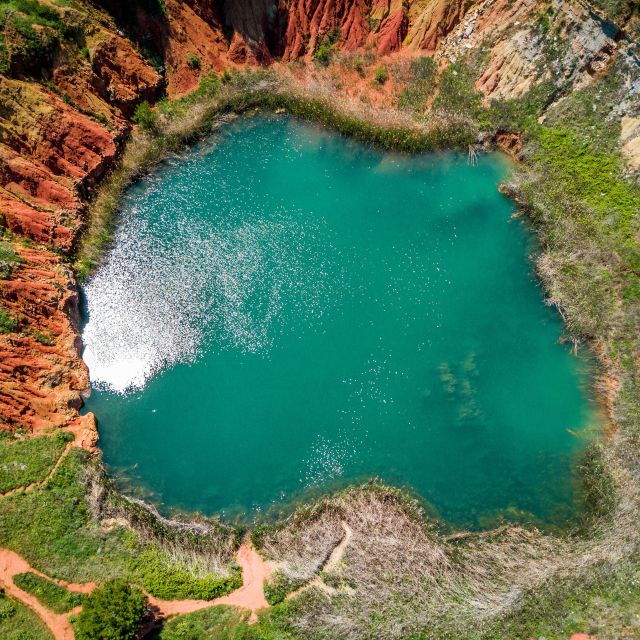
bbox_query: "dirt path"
[0,428,271,636]
[147,542,271,623]
[0,548,76,640]
[0,441,74,499]
[286,521,353,600]
[0,420,97,499]
[0,542,271,639]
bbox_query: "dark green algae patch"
[81,114,600,531]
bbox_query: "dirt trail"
[0,442,74,499]
[0,542,271,639]
[286,521,353,600]
[0,548,76,640]
[0,431,271,636]
[0,422,97,499]
[148,542,271,623]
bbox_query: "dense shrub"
[132,101,158,132]
[187,52,201,70]
[0,308,17,333]
[74,579,147,640]
[374,66,388,85]
[263,570,305,605]
[0,589,15,620]
[314,27,340,66]
[0,241,23,279]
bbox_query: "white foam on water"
[82,194,331,394]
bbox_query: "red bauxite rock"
[279,0,370,60]
[377,7,408,55]
[0,77,117,252]
[0,244,89,432]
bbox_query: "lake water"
[82,115,595,528]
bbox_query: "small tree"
[75,579,147,640]
[374,67,389,85]
[132,101,158,133]
[187,52,201,70]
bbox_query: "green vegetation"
[155,605,291,639]
[263,571,305,606]
[29,328,54,345]
[0,588,53,640]
[373,66,388,85]
[13,572,85,613]
[132,100,158,133]
[433,62,482,118]
[472,558,640,640]
[0,307,18,333]
[187,52,201,71]
[0,431,71,493]
[75,579,147,640]
[532,127,640,238]
[397,56,437,112]
[314,27,340,66]
[130,548,241,600]
[0,242,23,279]
[0,0,69,76]
[0,448,241,599]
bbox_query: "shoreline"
[77,100,608,539]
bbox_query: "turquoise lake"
[82,115,596,528]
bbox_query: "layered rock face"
[0,243,88,431]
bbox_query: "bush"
[0,307,17,333]
[314,27,340,67]
[187,53,201,70]
[132,101,158,133]
[374,67,388,85]
[0,241,23,279]
[263,570,305,605]
[74,579,147,640]
[0,590,15,620]
[13,573,84,613]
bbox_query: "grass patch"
[264,571,305,606]
[130,548,242,600]
[0,448,136,581]
[154,604,294,639]
[0,241,23,279]
[397,56,437,112]
[532,127,640,238]
[0,307,18,333]
[472,558,640,640]
[13,572,85,613]
[0,588,52,640]
[0,431,71,493]
[0,448,241,599]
